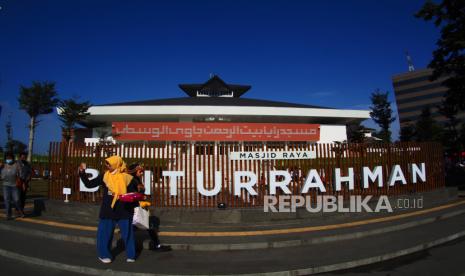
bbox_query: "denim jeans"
[3,186,21,218]
[97,218,136,259]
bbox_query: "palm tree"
[18,81,59,162]
[57,98,91,143]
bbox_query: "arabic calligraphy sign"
[112,122,320,141]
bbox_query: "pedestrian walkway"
[0,199,465,275]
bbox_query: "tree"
[5,140,27,156]
[5,114,13,153]
[18,81,59,162]
[95,129,118,158]
[400,124,415,142]
[346,123,366,143]
[369,90,396,143]
[57,97,91,143]
[416,0,465,111]
[438,98,459,134]
[414,107,443,142]
[438,98,461,152]
[4,113,27,155]
[460,122,465,151]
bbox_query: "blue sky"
[0,0,439,154]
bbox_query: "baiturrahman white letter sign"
[79,168,100,192]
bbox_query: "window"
[196,91,234,97]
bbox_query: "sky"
[0,0,440,154]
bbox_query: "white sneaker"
[98,257,112,264]
[126,258,135,263]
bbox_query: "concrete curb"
[0,248,155,276]
[292,230,465,275]
[41,187,459,224]
[1,230,465,276]
[1,208,465,251]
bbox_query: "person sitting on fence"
[128,163,172,252]
[78,156,139,264]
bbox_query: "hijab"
[103,156,133,208]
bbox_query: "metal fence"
[48,141,445,208]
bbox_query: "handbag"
[132,206,150,230]
[15,177,23,189]
[119,192,145,203]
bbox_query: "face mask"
[5,159,13,165]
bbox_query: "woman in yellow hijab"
[103,156,133,209]
[79,156,139,264]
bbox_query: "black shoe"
[150,244,172,252]
[148,241,157,250]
